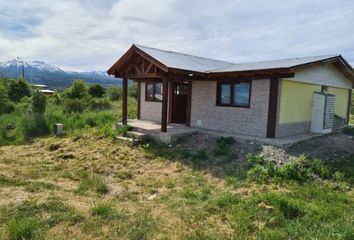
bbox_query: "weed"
[75,173,109,195]
[91,202,115,219]
[191,149,208,164]
[6,217,44,240]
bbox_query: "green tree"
[107,86,122,101]
[65,80,88,99]
[0,83,15,115]
[8,78,31,102]
[89,84,106,98]
[128,83,138,99]
[31,90,47,115]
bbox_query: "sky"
[0,0,354,72]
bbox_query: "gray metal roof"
[135,45,339,73]
[135,45,234,72]
[210,55,339,73]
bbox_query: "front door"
[171,83,188,123]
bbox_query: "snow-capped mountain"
[0,59,121,90]
[0,58,64,73]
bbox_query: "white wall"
[283,63,352,89]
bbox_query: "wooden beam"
[126,73,163,79]
[347,89,352,125]
[186,81,192,127]
[161,77,169,132]
[145,62,153,73]
[137,81,141,120]
[266,77,279,138]
[122,77,128,125]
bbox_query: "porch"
[126,119,325,147]
[128,119,197,144]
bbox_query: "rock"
[147,194,158,200]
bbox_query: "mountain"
[0,58,121,90]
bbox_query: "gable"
[283,63,353,89]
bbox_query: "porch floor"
[128,119,197,144]
[127,119,326,146]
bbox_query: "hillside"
[0,59,121,90]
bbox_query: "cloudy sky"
[1,0,354,71]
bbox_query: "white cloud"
[0,0,353,71]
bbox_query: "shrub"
[64,80,88,99]
[213,137,235,161]
[89,98,111,111]
[98,124,116,138]
[22,114,50,140]
[247,154,335,183]
[8,78,31,102]
[107,86,122,101]
[128,83,138,99]
[191,149,208,164]
[63,98,87,114]
[0,84,15,115]
[89,84,106,98]
[31,90,47,115]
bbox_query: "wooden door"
[172,83,188,123]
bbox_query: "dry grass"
[0,129,353,239]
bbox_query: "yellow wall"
[279,80,321,124]
[327,87,349,117]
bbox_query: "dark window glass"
[234,82,250,106]
[217,81,251,107]
[146,83,154,100]
[155,83,163,101]
[220,84,231,104]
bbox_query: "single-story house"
[107,44,354,138]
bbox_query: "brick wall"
[190,80,270,137]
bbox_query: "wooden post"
[137,81,141,120]
[161,77,168,132]
[122,77,128,125]
[266,77,279,138]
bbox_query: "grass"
[0,130,353,239]
[0,97,137,146]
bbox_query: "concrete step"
[116,136,133,142]
[125,131,148,141]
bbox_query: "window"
[145,82,163,102]
[217,81,251,107]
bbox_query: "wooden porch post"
[122,77,128,125]
[161,77,169,132]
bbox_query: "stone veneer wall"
[140,82,162,122]
[190,80,270,137]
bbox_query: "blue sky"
[0,0,353,71]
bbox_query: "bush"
[8,78,31,102]
[107,86,122,101]
[89,84,106,98]
[64,80,88,99]
[247,154,334,183]
[89,98,111,111]
[22,114,50,140]
[213,137,235,161]
[128,83,138,99]
[0,83,15,115]
[63,98,87,114]
[31,90,47,115]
